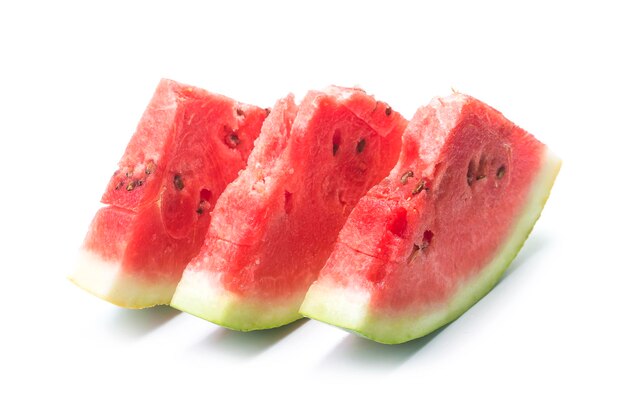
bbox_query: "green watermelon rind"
[170,270,303,331]
[69,250,177,308]
[299,149,561,344]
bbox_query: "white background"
[1,1,624,416]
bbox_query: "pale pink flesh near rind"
[70,249,179,308]
[300,94,561,343]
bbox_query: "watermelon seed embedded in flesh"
[400,170,414,185]
[196,189,212,214]
[385,105,392,116]
[229,133,240,147]
[407,243,420,264]
[467,159,476,186]
[196,202,208,215]
[356,138,366,153]
[173,174,184,191]
[145,161,156,175]
[407,230,435,264]
[332,130,341,156]
[476,155,487,181]
[496,165,506,179]
[126,181,136,191]
[236,108,244,116]
[222,126,241,148]
[412,179,427,195]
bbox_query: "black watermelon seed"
[400,170,414,185]
[174,174,184,191]
[356,138,366,153]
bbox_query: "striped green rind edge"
[68,249,177,308]
[171,270,303,331]
[300,149,561,344]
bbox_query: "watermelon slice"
[70,79,267,308]
[171,87,408,330]
[300,93,561,344]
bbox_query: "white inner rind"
[171,269,303,331]
[300,148,561,344]
[69,249,177,308]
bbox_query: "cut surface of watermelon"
[70,79,267,308]
[171,87,408,330]
[300,94,560,344]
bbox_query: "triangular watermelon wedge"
[70,79,267,308]
[171,87,408,330]
[300,93,561,344]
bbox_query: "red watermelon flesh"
[70,79,267,308]
[300,94,561,343]
[171,87,408,330]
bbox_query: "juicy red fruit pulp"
[79,79,266,305]
[174,88,407,328]
[324,95,545,313]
